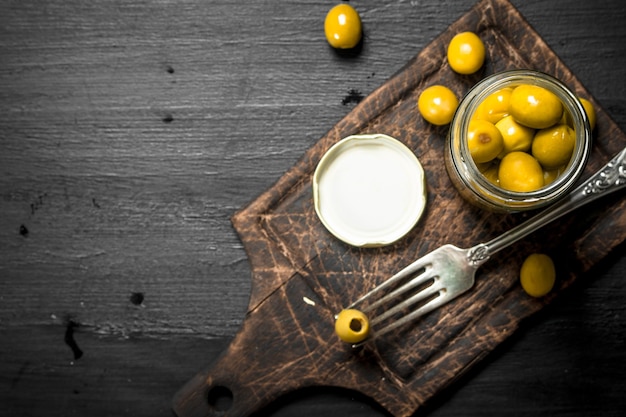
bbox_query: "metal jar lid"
[313,134,427,247]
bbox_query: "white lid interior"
[313,134,427,247]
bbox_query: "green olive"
[498,151,544,192]
[467,119,504,163]
[335,309,370,344]
[495,115,535,156]
[532,124,575,169]
[509,84,563,129]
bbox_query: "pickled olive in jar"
[467,119,504,163]
[334,309,370,344]
[562,97,596,131]
[509,84,563,129]
[469,82,576,191]
[520,253,556,297]
[447,70,593,212]
[532,124,575,169]
[447,32,485,75]
[480,161,500,185]
[495,115,535,156]
[418,85,459,125]
[498,151,544,192]
[472,88,512,124]
[580,97,596,130]
[543,165,565,186]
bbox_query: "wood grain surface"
[1,1,625,416]
[173,0,626,416]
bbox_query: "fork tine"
[369,277,442,326]
[362,264,433,315]
[346,253,435,310]
[356,290,448,345]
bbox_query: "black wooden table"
[1,1,625,416]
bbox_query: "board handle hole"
[207,385,233,412]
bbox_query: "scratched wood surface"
[1,1,625,417]
[173,0,626,416]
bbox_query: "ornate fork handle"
[582,147,626,195]
[470,146,626,265]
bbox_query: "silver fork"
[343,146,626,346]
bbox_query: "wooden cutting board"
[173,0,626,416]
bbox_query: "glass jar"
[445,69,592,212]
